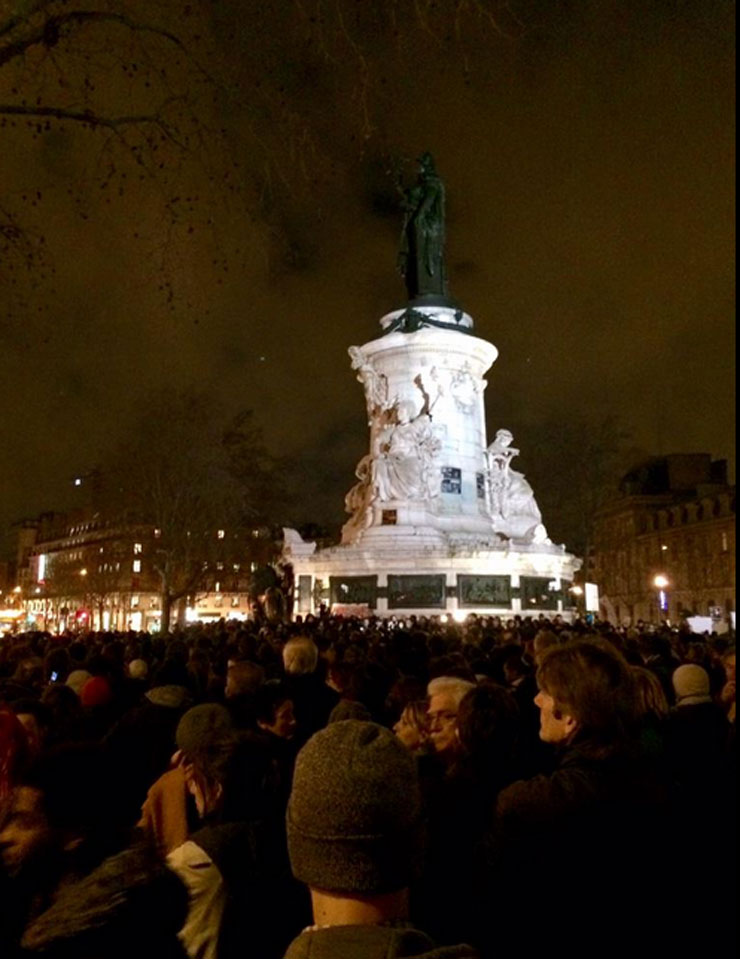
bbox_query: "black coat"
[18,843,188,959]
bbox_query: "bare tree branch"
[0,7,213,80]
[0,100,188,145]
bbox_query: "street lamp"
[653,574,669,621]
[569,584,584,617]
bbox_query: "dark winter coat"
[487,742,673,957]
[18,842,188,959]
[188,818,310,959]
[284,923,478,959]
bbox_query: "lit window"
[133,560,141,573]
[154,529,161,539]
[721,532,728,552]
[131,595,140,608]
[133,543,143,554]
[215,581,221,593]
[217,529,225,539]
[231,596,240,607]
[216,562,224,570]
[233,563,241,571]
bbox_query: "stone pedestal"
[285,302,581,619]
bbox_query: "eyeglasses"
[427,710,457,727]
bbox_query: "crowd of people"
[0,612,735,958]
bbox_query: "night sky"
[1,1,734,555]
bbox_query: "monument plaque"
[330,576,378,609]
[388,574,446,609]
[458,574,511,608]
[520,576,558,610]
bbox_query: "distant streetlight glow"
[654,574,669,614]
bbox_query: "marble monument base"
[286,532,580,621]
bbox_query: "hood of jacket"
[284,923,478,959]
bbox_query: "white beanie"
[128,659,149,680]
[66,669,92,696]
[672,664,712,706]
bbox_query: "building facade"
[13,508,265,633]
[588,454,735,627]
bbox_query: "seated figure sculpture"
[486,429,549,543]
[373,400,441,502]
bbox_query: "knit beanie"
[175,704,233,761]
[79,675,113,708]
[328,699,372,723]
[672,664,712,706]
[287,720,422,895]
[66,669,92,696]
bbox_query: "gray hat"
[287,720,422,895]
[175,704,233,760]
[328,699,372,724]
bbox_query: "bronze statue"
[397,152,448,301]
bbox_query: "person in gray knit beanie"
[284,720,477,958]
[287,719,422,895]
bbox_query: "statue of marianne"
[397,152,448,300]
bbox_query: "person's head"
[12,700,52,759]
[672,664,712,707]
[535,640,635,751]
[128,658,148,681]
[287,721,421,910]
[393,700,429,752]
[79,675,113,709]
[721,649,736,684]
[175,703,234,817]
[502,649,528,685]
[533,629,559,666]
[455,682,520,782]
[43,647,70,685]
[225,660,264,700]
[0,708,30,802]
[182,731,274,823]
[632,666,669,721]
[426,676,476,762]
[0,744,127,880]
[150,659,190,689]
[282,636,318,676]
[254,681,297,740]
[66,669,92,697]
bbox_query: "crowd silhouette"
[0,612,735,958]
